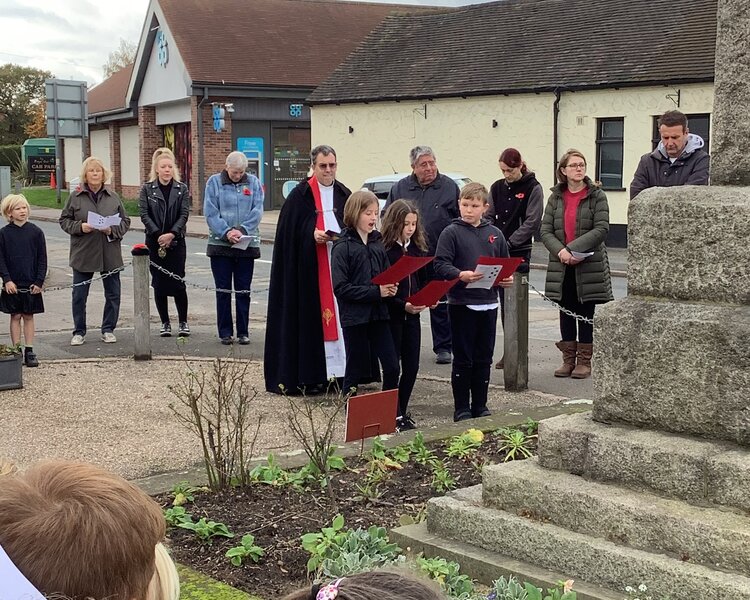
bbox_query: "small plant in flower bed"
[226,534,265,566]
[161,425,537,597]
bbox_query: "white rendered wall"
[120,125,141,187]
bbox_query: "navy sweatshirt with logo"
[434,217,509,305]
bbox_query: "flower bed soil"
[163,431,534,598]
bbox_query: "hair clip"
[316,578,346,600]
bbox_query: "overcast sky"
[0,0,491,87]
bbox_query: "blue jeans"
[210,256,254,338]
[72,269,121,336]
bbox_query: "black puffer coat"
[331,228,391,327]
[541,179,613,304]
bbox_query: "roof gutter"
[306,76,714,105]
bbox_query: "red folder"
[476,256,525,285]
[406,278,459,306]
[345,389,399,442]
[372,255,434,285]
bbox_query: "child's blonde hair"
[380,199,428,252]
[459,182,489,203]
[1,194,30,222]
[343,190,379,229]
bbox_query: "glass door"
[271,127,310,209]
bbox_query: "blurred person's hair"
[0,460,177,600]
[79,156,112,186]
[459,182,489,203]
[1,193,30,222]
[498,148,529,175]
[657,110,688,131]
[409,146,435,168]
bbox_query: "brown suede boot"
[571,342,593,379]
[554,341,577,377]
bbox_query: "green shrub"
[0,145,21,167]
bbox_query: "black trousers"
[342,321,399,395]
[389,313,421,417]
[449,304,497,418]
[425,262,451,354]
[559,267,595,344]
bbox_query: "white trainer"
[101,332,117,343]
[70,334,85,346]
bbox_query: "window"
[652,113,711,154]
[596,118,624,189]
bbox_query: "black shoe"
[24,352,39,367]
[396,414,417,432]
[220,337,233,345]
[473,407,492,418]
[435,351,452,364]
[178,322,190,337]
[160,323,172,337]
[453,410,472,422]
[237,335,250,345]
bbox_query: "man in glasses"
[630,110,710,199]
[265,145,350,394]
[384,146,460,366]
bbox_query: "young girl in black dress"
[0,194,47,367]
[380,199,429,430]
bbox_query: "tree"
[102,38,137,78]
[0,64,52,145]
[25,103,47,139]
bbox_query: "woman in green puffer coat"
[541,149,613,379]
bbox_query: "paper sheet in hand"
[406,278,459,306]
[371,255,433,285]
[87,211,122,230]
[232,235,256,251]
[465,256,525,289]
[0,542,45,600]
[571,250,594,260]
[345,389,398,442]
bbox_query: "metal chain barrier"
[525,279,594,325]
[147,260,268,295]
[14,264,130,294]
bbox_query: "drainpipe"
[552,87,561,178]
[196,87,209,214]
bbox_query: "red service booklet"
[371,255,434,285]
[406,278,459,307]
[345,389,399,442]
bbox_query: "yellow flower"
[465,429,484,443]
[563,579,575,593]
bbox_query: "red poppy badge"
[515,192,525,199]
[488,234,497,244]
[243,187,251,196]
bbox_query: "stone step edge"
[430,488,750,600]
[389,522,623,600]
[537,412,750,512]
[481,458,750,573]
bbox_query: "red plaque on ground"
[344,389,398,442]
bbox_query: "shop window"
[652,113,710,154]
[596,118,624,190]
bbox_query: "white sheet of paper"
[232,235,255,251]
[571,250,595,260]
[87,211,122,230]
[465,263,500,289]
[0,543,45,600]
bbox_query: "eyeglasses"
[317,162,337,170]
[565,163,586,170]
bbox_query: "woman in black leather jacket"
[138,147,191,337]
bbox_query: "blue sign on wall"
[212,105,225,132]
[237,137,264,186]
[289,103,303,118]
[157,30,169,67]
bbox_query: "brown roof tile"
[88,64,134,115]
[308,0,717,103]
[158,0,422,87]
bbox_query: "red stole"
[309,176,339,341]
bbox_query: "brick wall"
[138,106,161,185]
[189,96,233,213]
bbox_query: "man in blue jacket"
[385,146,459,365]
[630,110,710,199]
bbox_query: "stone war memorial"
[392,0,750,597]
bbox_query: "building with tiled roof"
[66,0,427,205]
[308,0,718,245]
